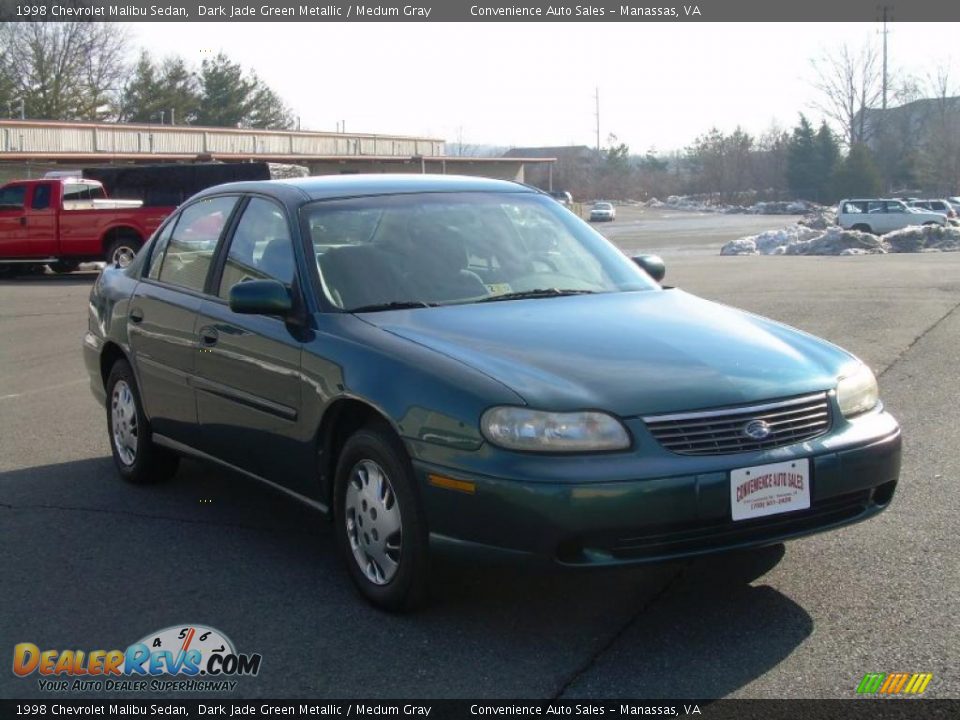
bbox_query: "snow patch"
[721,222,960,256]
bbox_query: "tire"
[851,224,873,234]
[105,359,179,484]
[49,260,79,274]
[0,265,22,279]
[333,422,429,611]
[106,235,142,269]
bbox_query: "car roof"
[191,173,536,203]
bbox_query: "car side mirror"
[229,279,293,316]
[632,254,666,283]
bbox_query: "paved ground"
[591,205,803,256]
[1,212,957,699]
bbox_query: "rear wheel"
[334,422,429,611]
[851,223,873,234]
[105,359,179,484]
[106,234,142,268]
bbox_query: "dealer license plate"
[730,459,810,521]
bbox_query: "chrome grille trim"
[643,392,832,456]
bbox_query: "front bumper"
[412,410,901,566]
[82,330,107,407]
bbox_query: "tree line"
[0,22,294,129]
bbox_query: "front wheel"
[334,423,429,611]
[850,223,873,234]
[106,360,179,484]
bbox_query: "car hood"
[361,289,855,417]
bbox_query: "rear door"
[193,196,309,489]
[128,195,240,443]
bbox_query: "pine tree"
[830,145,883,199]
[118,52,163,123]
[814,122,841,198]
[195,53,254,127]
[156,57,201,125]
[245,73,294,129]
[786,115,819,200]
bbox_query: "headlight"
[480,407,631,452]
[837,364,879,418]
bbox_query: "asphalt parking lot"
[1,212,958,699]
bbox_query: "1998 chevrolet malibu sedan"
[84,175,901,610]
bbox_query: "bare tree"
[0,22,129,121]
[915,66,960,194]
[810,42,883,148]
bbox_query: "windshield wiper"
[477,289,597,303]
[348,300,437,313]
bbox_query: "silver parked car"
[589,201,616,222]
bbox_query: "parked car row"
[837,198,960,235]
[904,198,958,219]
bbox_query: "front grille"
[644,392,832,456]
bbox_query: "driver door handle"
[199,326,219,346]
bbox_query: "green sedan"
[84,175,901,610]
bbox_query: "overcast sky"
[132,22,957,152]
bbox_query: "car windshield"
[302,191,657,311]
[594,203,612,210]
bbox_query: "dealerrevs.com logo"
[12,625,262,693]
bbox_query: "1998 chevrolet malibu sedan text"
[83,175,901,610]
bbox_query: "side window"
[63,183,91,202]
[31,184,52,210]
[146,220,176,280]
[0,185,26,209]
[867,201,884,214]
[885,201,906,214]
[218,197,294,301]
[157,196,238,292]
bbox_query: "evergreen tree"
[814,122,841,193]
[156,57,201,125]
[118,52,163,123]
[786,115,819,200]
[245,73,294,129]
[830,144,883,199]
[196,53,253,127]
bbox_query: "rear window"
[63,183,106,202]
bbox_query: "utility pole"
[594,87,600,155]
[878,5,892,110]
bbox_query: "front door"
[0,184,29,257]
[193,197,308,490]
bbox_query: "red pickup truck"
[0,178,173,276]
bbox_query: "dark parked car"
[84,175,901,610]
